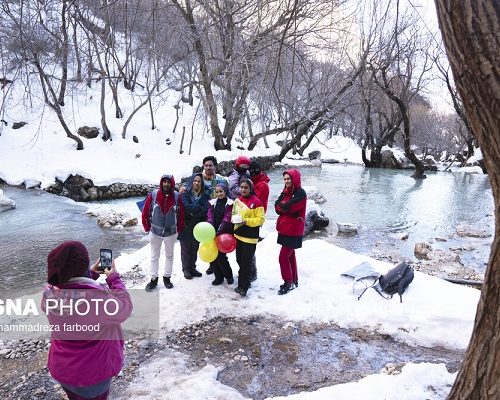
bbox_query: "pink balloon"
[215,234,237,253]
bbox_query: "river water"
[0,187,145,298]
[266,164,493,270]
[0,164,493,298]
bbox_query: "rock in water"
[24,179,41,189]
[336,222,358,234]
[0,189,16,212]
[304,210,330,236]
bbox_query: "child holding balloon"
[232,179,265,296]
[207,183,235,285]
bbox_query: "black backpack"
[357,262,414,303]
[377,262,414,302]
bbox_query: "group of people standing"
[141,155,307,296]
[40,156,307,400]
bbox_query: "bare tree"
[368,0,434,178]
[434,1,499,398]
[171,0,345,151]
[433,51,478,162]
[0,0,84,149]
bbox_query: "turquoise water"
[267,164,493,269]
[0,187,145,298]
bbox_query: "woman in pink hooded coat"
[42,241,132,400]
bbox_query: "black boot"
[278,282,294,295]
[145,277,158,292]
[234,286,247,296]
[227,277,234,285]
[212,279,224,286]
[163,276,174,289]
[191,269,202,278]
[206,265,215,275]
[183,272,193,280]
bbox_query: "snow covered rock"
[87,208,138,229]
[303,186,326,204]
[336,222,358,234]
[77,126,99,139]
[457,166,483,174]
[0,189,16,212]
[23,179,41,189]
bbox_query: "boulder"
[122,217,138,227]
[45,181,63,195]
[77,126,99,139]
[414,242,433,259]
[336,222,358,235]
[0,189,16,212]
[308,150,321,160]
[12,121,27,129]
[96,211,137,228]
[24,179,41,189]
[381,149,400,169]
[304,210,330,236]
[87,187,98,200]
[63,174,94,201]
[303,186,326,204]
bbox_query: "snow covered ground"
[107,229,479,399]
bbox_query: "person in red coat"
[275,169,307,295]
[249,160,270,213]
[248,160,270,282]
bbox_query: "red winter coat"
[142,174,185,233]
[275,169,307,237]
[251,172,270,213]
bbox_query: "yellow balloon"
[199,240,218,263]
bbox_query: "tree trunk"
[399,100,425,179]
[100,75,111,141]
[435,1,499,399]
[110,82,123,119]
[33,58,83,150]
[58,0,69,106]
[362,100,374,167]
[72,12,82,82]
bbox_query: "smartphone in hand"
[99,248,113,271]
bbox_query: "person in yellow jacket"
[231,179,265,296]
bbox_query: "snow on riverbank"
[108,231,478,399]
[114,232,479,351]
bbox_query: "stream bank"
[0,316,464,400]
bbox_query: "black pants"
[180,240,199,274]
[211,252,233,281]
[236,239,256,290]
[250,254,257,279]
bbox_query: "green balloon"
[193,222,216,243]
